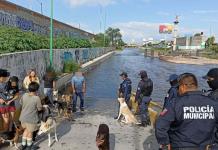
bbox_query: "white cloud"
[112,21,208,43]
[193,10,218,14]
[65,0,116,7]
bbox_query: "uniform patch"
[183,105,215,119]
[160,108,168,116]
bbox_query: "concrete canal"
[5,48,217,150]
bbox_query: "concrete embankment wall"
[0,47,114,89]
[56,51,115,89]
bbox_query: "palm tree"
[105,27,123,46]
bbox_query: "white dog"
[53,90,59,101]
[117,98,139,124]
[37,117,58,147]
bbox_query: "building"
[176,34,207,50]
[0,1,94,39]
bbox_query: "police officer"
[135,70,153,127]
[203,68,218,148]
[155,73,218,150]
[114,72,132,119]
[163,74,178,109]
[118,72,132,107]
[203,68,218,101]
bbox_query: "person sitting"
[23,69,40,91]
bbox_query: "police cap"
[167,74,178,82]
[120,72,128,77]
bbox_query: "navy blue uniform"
[119,78,132,105]
[209,89,218,101]
[163,85,178,109]
[155,91,218,148]
[209,89,218,146]
[135,78,153,124]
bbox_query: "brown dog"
[96,124,109,150]
[62,95,73,120]
[13,123,24,149]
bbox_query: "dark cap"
[203,68,218,80]
[120,72,128,77]
[139,70,147,78]
[167,74,178,82]
[0,69,10,77]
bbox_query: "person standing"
[155,73,218,150]
[118,72,132,107]
[72,71,86,112]
[5,76,20,131]
[163,74,178,109]
[114,72,132,119]
[135,70,153,127]
[43,69,57,106]
[0,69,10,132]
[203,68,218,101]
[203,68,218,147]
[19,82,42,150]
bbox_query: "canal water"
[84,48,217,116]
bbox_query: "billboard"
[159,25,173,34]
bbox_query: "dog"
[61,95,73,120]
[148,108,158,127]
[117,98,139,124]
[96,124,110,150]
[0,122,24,149]
[37,117,58,147]
[53,90,59,101]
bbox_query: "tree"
[92,33,110,47]
[206,36,215,48]
[105,27,125,48]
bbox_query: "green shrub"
[0,25,92,54]
[63,61,80,73]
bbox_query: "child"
[5,76,20,123]
[19,82,42,150]
[0,69,10,132]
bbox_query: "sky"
[7,0,218,43]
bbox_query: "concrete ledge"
[56,51,115,89]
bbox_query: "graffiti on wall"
[0,10,87,38]
[63,52,73,61]
[75,50,80,63]
[82,49,89,60]
[16,16,33,31]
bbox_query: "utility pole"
[36,0,43,14]
[173,15,179,51]
[40,2,43,14]
[104,10,107,47]
[50,0,54,68]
